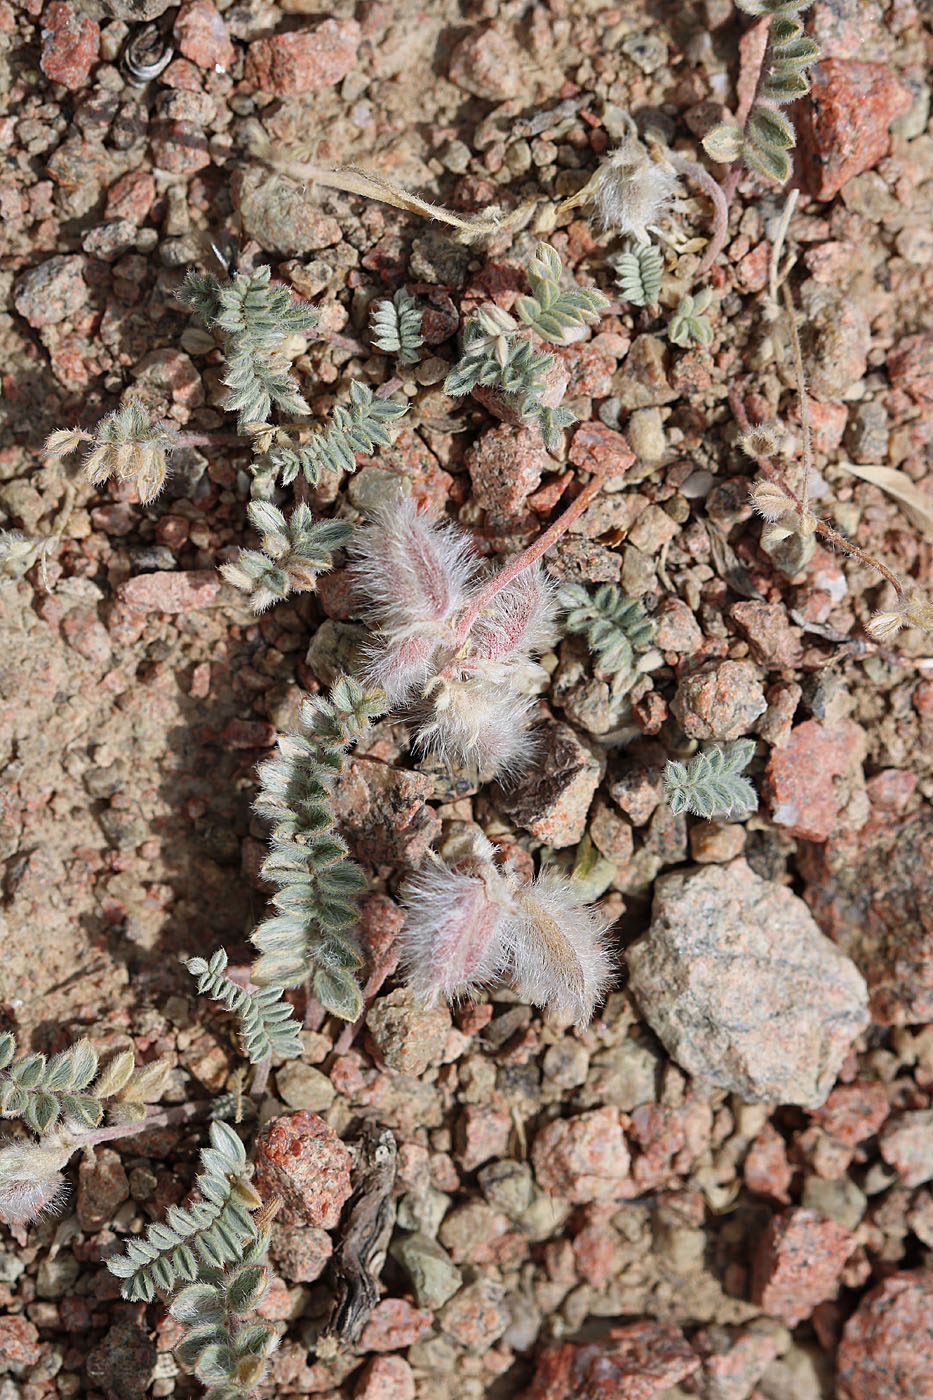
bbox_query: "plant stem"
[781,281,813,518]
[454,469,610,644]
[730,390,907,601]
[669,155,730,277]
[76,1099,210,1149]
[250,1055,272,1099]
[175,431,244,449]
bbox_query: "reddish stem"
[76,1100,209,1149]
[454,470,610,644]
[704,15,775,263]
[175,431,244,449]
[670,155,730,278]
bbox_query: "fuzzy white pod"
[501,869,616,1025]
[0,1133,74,1226]
[348,496,477,702]
[398,859,509,1005]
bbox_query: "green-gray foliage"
[177,266,318,428]
[560,583,655,683]
[668,290,714,348]
[663,740,758,818]
[444,310,576,451]
[248,675,386,1021]
[170,1235,279,1400]
[702,1,818,184]
[254,380,408,487]
[612,243,664,307]
[186,950,304,1064]
[514,243,609,343]
[219,502,351,613]
[0,1033,167,1134]
[371,288,424,365]
[108,1122,279,1399]
[107,1121,261,1302]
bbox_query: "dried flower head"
[865,609,905,642]
[740,420,792,462]
[588,134,679,244]
[398,834,614,1024]
[46,403,177,504]
[867,590,933,641]
[749,478,793,522]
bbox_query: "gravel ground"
[1,1,933,1398]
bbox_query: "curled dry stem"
[250,138,536,242]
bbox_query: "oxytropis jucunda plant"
[663,740,759,820]
[0,1034,170,1227]
[107,1121,281,1399]
[559,582,656,693]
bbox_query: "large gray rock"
[627,859,869,1107]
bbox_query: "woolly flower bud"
[399,860,509,1005]
[591,136,679,244]
[865,610,904,642]
[0,1136,73,1227]
[348,497,476,702]
[504,871,615,1024]
[417,678,538,778]
[399,839,615,1025]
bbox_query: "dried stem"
[731,390,907,601]
[669,154,730,277]
[454,469,610,644]
[768,188,799,312]
[250,139,535,242]
[781,282,813,518]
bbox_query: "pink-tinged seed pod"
[348,497,479,702]
[398,861,509,1005]
[349,498,476,627]
[0,1171,68,1227]
[502,870,616,1025]
[361,631,437,706]
[467,563,558,670]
